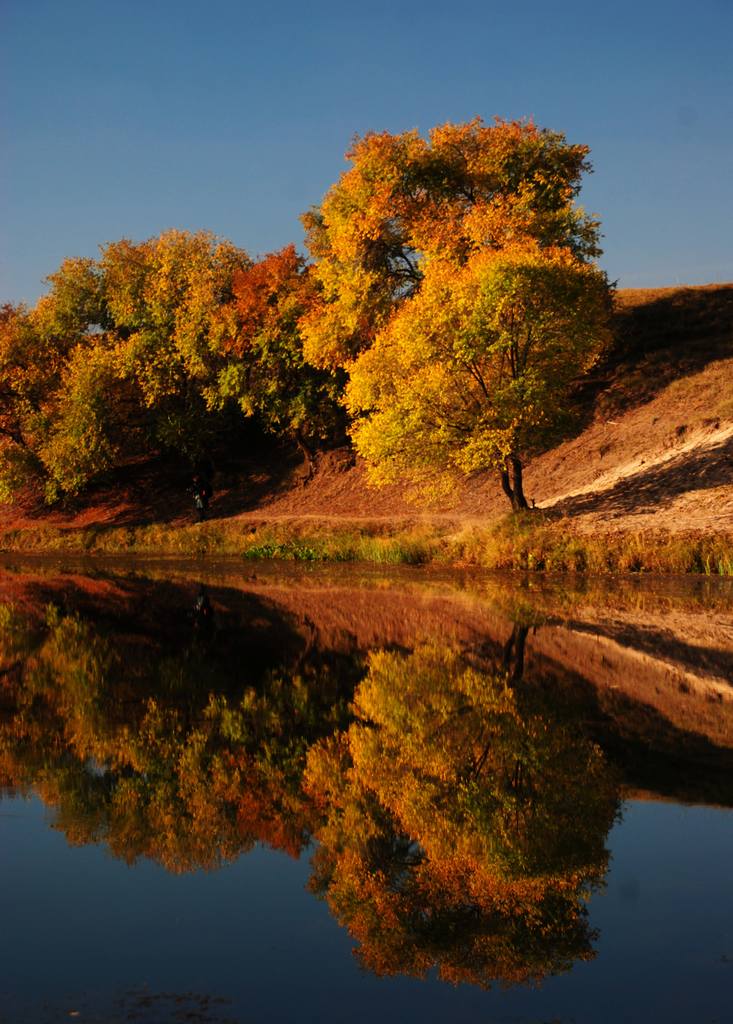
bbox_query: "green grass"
[1,513,732,576]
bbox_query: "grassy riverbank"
[2,514,732,575]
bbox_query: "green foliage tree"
[0,305,43,500]
[0,233,249,500]
[0,259,117,500]
[1,118,610,510]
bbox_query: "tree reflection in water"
[305,641,619,987]
[0,580,622,989]
[0,586,355,869]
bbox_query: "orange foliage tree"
[214,244,344,472]
[0,232,344,503]
[301,117,601,370]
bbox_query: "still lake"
[1,560,732,1024]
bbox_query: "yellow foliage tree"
[346,244,611,509]
[0,232,255,501]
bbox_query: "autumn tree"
[346,244,611,509]
[0,305,43,500]
[0,233,252,500]
[300,117,601,370]
[213,245,345,475]
[0,231,348,503]
[0,255,112,499]
[300,117,610,509]
[92,230,251,472]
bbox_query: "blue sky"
[2,0,731,304]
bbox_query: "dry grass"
[451,513,733,575]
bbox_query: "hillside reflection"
[1,565,732,990]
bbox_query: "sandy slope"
[210,353,733,534]
[526,356,733,533]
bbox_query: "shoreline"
[1,513,732,576]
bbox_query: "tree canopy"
[300,117,602,371]
[0,232,342,503]
[1,232,243,500]
[214,243,345,467]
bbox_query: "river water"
[1,560,732,1024]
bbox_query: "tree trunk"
[509,456,528,511]
[502,623,528,683]
[499,456,529,511]
[295,431,315,485]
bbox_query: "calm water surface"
[1,560,732,1024]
